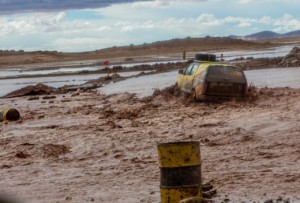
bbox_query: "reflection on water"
[100,71,178,98]
[1,44,300,98]
[244,67,300,88]
[1,67,300,98]
[0,60,184,79]
[216,45,298,61]
[1,44,298,79]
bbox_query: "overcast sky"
[0,0,300,52]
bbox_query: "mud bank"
[0,86,299,203]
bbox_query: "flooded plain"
[1,44,300,203]
[0,71,147,97]
[0,44,296,78]
[100,67,300,97]
[1,44,300,98]
[1,66,300,98]
[214,44,296,60]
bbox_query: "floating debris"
[3,83,58,98]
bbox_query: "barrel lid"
[157,141,200,147]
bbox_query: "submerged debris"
[4,83,58,98]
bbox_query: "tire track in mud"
[0,86,300,202]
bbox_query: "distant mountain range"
[230,30,300,40]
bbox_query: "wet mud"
[0,85,299,202]
[1,48,300,202]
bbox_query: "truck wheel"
[175,83,181,96]
[192,89,198,101]
[195,53,216,61]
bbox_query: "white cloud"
[115,21,155,32]
[131,0,207,8]
[273,14,300,32]
[132,0,171,8]
[53,37,113,49]
[259,16,273,24]
[2,0,300,52]
[2,12,299,37]
[238,0,256,4]
[196,14,223,26]
[0,12,111,37]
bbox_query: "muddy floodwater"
[214,44,296,60]
[1,83,299,203]
[1,67,300,98]
[1,46,300,202]
[0,71,148,97]
[100,67,300,97]
[0,61,183,79]
[1,44,300,98]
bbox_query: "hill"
[240,30,300,40]
[284,30,300,38]
[246,31,281,40]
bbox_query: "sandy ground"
[0,86,299,203]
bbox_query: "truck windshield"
[206,65,246,83]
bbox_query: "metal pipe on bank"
[157,141,202,203]
[0,109,20,122]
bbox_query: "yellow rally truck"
[176,54,248,101]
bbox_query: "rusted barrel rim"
[157,141,200,147]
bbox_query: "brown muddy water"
[1,44,299,98]
[0,71,148,97]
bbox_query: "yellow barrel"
[0,109,20,122]
[157,141,202,203]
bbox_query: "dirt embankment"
[233,46,300,69]
[280,47,300,67]
[0,85,299,203]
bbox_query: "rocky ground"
[0,85,300,203]
[233,46,300,70]
[280,47,300,67]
